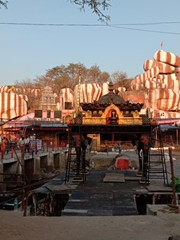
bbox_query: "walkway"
[62,170,141,216]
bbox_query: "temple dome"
[98,82,125,105]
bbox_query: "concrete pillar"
[34,156,41,179]
[0,160,4,191]
[47,152,54,169]
[53,153,60,170]
[60,152,67,171]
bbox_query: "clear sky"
[0,0,180,86]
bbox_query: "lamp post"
[77,70,82,114]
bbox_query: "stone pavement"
[62,148,180,216]
[62,170,140,216]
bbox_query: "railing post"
[1,150,4,160]
[169,147,177,206]
[35,141,38,154]
[11,146,13,158]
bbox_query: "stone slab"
[146,184,173,192]
[62,209,88,216]
[125,176,141,181]
[103,173,125,183]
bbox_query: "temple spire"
[108,81,114,93]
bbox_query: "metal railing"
[0,140,68,161]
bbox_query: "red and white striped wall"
[154,50,180,67]
[74,83,102,109]
[0,92,27,120]
[58,88,74,110]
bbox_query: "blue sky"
[0,0,180,86]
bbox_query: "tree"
[66,63,86,88]
[70,0,111,21]
[85,65,109,83]
[15,79,41,111]
[34,63,110,95]
[111,71,132,91]
[111,71,127,84]
[34,63,86,95]
[15,64,129,112]
[0,1,111,21]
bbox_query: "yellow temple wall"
[82,117,142,125]
[82,104,143,125]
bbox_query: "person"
[132,134,150,181]
[5,137,9,154]
[81,136,87,173]
[24,136,30,153]
[19,136,25,152]
[1,137,6,156]
[118,142,122,154]
[0,135,2,151]
[72,134,86,175]
[139,134,150,181]
[105,143,108,155]
[132,135,143,176]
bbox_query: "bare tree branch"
[0,1,111,21]
[0,1,8,8]
[70,0,111,22]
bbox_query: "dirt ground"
[0,209,180,240]
[1,148,180,240]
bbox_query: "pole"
[176,129,179,145]
[169,147,177,206]
[21,142,25,210]
[77,70,81,113]
[112,133,114,145]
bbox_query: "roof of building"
[97,81,125,105]
[80,82,143,111]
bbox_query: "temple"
[70,81,152,151]
[66,82,157,184]
[78,81,143,126]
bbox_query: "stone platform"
[62,170,141,216]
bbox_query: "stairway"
[147,125,169,185]
[64,130,87,184]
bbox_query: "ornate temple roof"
[80,82,144,112]
[97,81,125,105]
